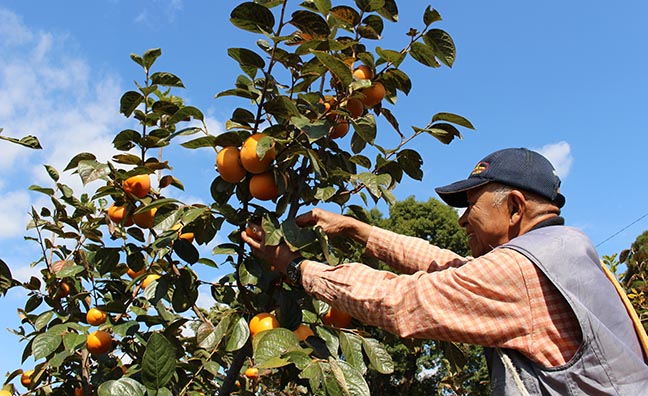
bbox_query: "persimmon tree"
[0,1,475,395]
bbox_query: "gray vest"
[486,226,648,395]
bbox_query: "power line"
[596,211,648,248]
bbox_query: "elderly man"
[242,147,648,395]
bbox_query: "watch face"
[287,259,302,285]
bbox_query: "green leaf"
[97,378,146,396]
[215,87,260,101]
[231,107,256,125]
[130,53,143,67]
[42,165,59,182]
[315,326,340,357]
[112,321,140,337]
[360,15,383,39]
[0,134,43,149]
[95,248,121,276]
[49,350,72,369]
[284,350,314,370]
[173,238,199,265]
[33,332,62,360]
[0,259,15,296]
[142,48,162,70]
[315,186,336,201]
[300,361,333,394]
[120,91,144,117]
[34,310,52,331]
[230,2,275,33]
[422,29,456,67]
[357,172,391,199]
[77,160,111,185]
[113,154,142,165]
[152,100,180,116]
[282,221,318,251]
[361,337,394,374]
[55,264,85,279]
[265,96,301,119]
[253,328,301,368]
[357,24,381,40]
[417,122,463,144]
[397,149,423,180]
[331,359,371,396]
[62,332,86,352]
[171,268,198,313]
[225,316,249,352]
[64,152,96,171]
[353,115,377,145]
[169,105,204,124]
[290,10,330,39]
[228,48,266,79]
[423,6,442,26]
[339,332,366,374]
[377,0,398,22]
[355,0,383,12]
[330,6,360,27]
[381,68,411,95]
[141,333,176,390]
[113,129,141,151]
[349,155,372,169]
[180,135,217,149]
[150,71,185,88]
[197,312,234,350]
[376,47,406,68]
[25,294,42,313]
[409,42,441,68]
[28,185,55,196]
[313,51,353,87]
[431,112,475,129]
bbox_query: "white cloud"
[11,263,41,283]
[204,115,225,137]
[0,8,33,46]
[0,8,126,240]
[0,190,30,238]
[134,0,184,27]
[535,141,573,179]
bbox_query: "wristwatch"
[286,257,306,285]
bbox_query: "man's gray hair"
[490,183,550,208]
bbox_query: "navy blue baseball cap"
[435,148,565,208]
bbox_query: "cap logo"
[471,161,489,175]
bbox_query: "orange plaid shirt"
[301,226,582,367]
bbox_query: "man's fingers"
[295,210,315,227]
[245,223,263,241]
[241,231,262,250]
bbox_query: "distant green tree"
[337,196,490,395]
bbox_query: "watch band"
[287,257,306,285]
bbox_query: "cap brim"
[553,193,566,208]
[435,178,490,208]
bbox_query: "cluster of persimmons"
[215,64,385,203]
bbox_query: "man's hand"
[296,208,371,245]
[241,224,301,274]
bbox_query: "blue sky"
[1,0,648,380]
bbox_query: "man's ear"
[508,190,526,225]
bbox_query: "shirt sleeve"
[302,226,581,367]
[365,226,467,273]
[301,248,532,350]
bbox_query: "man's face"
[458,185,512,257]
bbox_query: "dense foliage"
[0,1,477,395]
